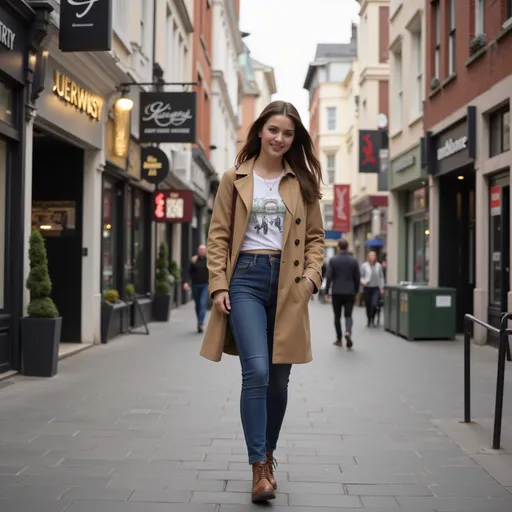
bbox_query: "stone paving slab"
[0,301,511,511]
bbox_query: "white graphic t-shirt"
[240,171,286,252]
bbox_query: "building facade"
[304,34,357,259]
[424,0,512,340]
[237,43,277,152]
[0,0,53,374]
[210,0,243,178]
[351,0,389,263]
[386,0,428,285]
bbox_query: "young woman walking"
[200,101,324,502]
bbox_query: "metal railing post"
[463,316,471,423]
[492,313,512,450]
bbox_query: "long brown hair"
[236,101,323,203]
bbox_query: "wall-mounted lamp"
[116,87,134,112]
[457,175,464,180]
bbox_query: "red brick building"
[424,0,512,341]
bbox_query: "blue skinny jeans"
[229,253,292,464]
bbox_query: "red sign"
[152,190,194,223]
[359,130,380,173]
[333,184,351,233]
[490,186,501,217]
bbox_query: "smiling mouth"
[270,144,284,151]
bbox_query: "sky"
[239,0,361,127]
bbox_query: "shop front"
[388,143,429,284]
[427,107,476,333]
[351,195,388,264]
[102,117,153,338]
[32,55,106,344]
[0,1,51,374]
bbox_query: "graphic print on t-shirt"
[250,198,286,236]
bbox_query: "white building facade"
[210,0,243,177]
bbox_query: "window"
[508,0,512,20]
[489,105,510,157]
[327,107,336,131]
[448,0,456,75]
[433,1,440,78]
[475,0,485,35]
[0,140,6,308]
[133,189,148,294]
[0,84,13,124]
[141,0,152,56]
[392,49,403,131]
[323,204,333,230]
[407,217,429,283]
[412,31,423,117]
[325,154,336,184]
[102,179,118,292]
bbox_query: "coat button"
[295,276,301,283]
[296,218,301,224]
[294,260,299,266]
[295,239,300,246]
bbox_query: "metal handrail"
[463,312,512,450]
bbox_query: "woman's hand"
[213,290,231,315]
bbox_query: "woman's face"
[259,115,295,159]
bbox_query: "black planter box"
[20,317,62,377]
[101,301,131,343]
[153,294,171,322]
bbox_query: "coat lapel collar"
[234,158,254,214]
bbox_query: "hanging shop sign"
[152,190,194,223]
[141,147,170,185]
[59,0,113,52]
[52,70,103,121]
[359,130,381,173]
[333,184,351,233]
[139,92,197,143]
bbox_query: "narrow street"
[0,301,511,512]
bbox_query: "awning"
[364,237,384,248]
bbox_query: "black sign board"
[59,0,112,52]
[0,5,25,83]
[359,130,381,174]
[141,147,170,185]
[139,92,197,143]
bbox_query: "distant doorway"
[32,131,84,342]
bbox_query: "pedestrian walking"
[200,100,324,502]
[325,238,360,348]
[188,245,209,333]
[360,251,385,327]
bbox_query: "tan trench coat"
[199,158,325,364]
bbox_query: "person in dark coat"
[188,244,209,333]
[325,239,360,348]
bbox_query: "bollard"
[463,317,471,424]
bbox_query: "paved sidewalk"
[0,300,511,511]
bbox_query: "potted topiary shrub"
[100,289,119,344]
[20,230,62,377]
[153,242,172,321]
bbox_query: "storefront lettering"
[392,155,415,173]
[437,136,467,161]
[142,101,193,128]
[53,70,103,121]
[0,19,16,50]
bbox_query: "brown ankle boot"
[251,461,275,502]
[266,451,277,490]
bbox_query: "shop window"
[133,189,149,295]
[407,217,429,283]
[102,179,118,292]
[408,187,427,212]
[0,84,13,125]
[489,186,502,305]
[0,140,6,308]
[124,186,133,284]
[489,105,510,157]
[325,154,335,184]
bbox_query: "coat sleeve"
[302,199,325,293]
[353,260,361,294]
[206,169,236,297]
